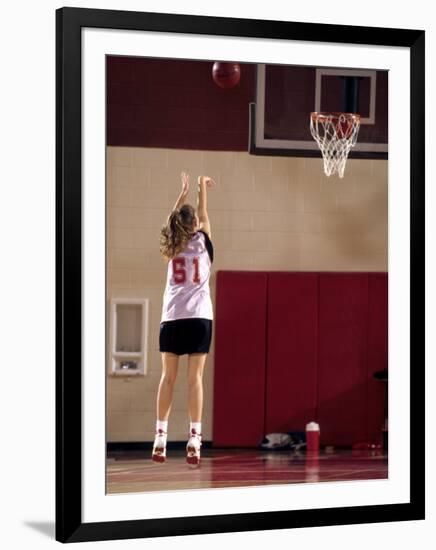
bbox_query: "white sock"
[190,421,202,436]
[156,419,168,434]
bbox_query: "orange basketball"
[212,62,241,89]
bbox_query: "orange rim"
[311,112,361,122]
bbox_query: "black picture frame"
[56,7,425,543]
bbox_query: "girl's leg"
[156,352,179,421]
[152,352,180,462]
[186,353,207,466]
[187,353,207,423]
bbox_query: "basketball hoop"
[310,112,361,178]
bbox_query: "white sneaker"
[186,428,202,467]
[152,429,167,463]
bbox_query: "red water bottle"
[306,422,320,453]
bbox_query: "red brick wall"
[106,56,256,150]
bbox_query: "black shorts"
[159,318,213,355]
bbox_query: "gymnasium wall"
[107,57,256,150]
[106,146,387,442]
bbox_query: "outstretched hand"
[180,171,189,195]
[198,175,216,188]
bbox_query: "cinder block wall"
[106,145,387,442]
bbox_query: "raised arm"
[197,175,216,238]
[167,172,189,222]
[197,175,216,218]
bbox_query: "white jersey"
[160,230,214,322]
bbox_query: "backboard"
[249,64,388,159]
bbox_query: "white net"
[310,112,361,178]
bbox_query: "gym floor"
[106,448,388,494]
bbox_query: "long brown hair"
[159,203,196,260]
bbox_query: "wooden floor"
[106,448,388,494]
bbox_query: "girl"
[152,171,216,467]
